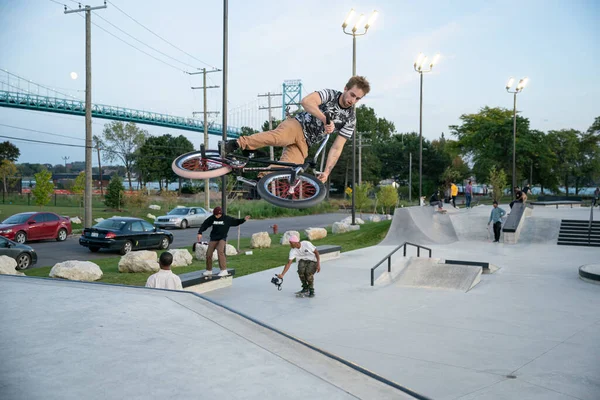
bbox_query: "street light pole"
[342,9,377,225]
[413,53,440,203]
[505,76,529,198]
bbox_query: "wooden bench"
[180,268,236,294]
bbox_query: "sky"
[0,0,599,166]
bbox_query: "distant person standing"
[450,182,459,208]
[487,201,506,243]
[465,180,473,208]
[197,207,250,277]
[145,252,183,290]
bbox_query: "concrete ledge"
[316,245,341,262]
[180,269,236,293]
[579,264,600,285]
[503,204,532,244]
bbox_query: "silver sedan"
[153,207,211,229]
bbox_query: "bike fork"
[237,176,257,187]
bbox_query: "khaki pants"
[206,240,227,271]
[238,118,308,165]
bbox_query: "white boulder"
[147,213,156,220]
[149,204,161,210]
[94,217,105,223]
[251,232,271,248]
[341,216,365,225]
[194,244,219,261]
[0,256,25,276]
[332,222,350,234]
[166,249,193,267]
[305,228,327,241]
[118,250,159,273]
[70,216,82,224]
[225,244,238,256]
[369,215,381,223]
[280,230,300,245]
[49,260,103,281]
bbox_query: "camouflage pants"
[297,259,318,291]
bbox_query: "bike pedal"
[236,176,257,187]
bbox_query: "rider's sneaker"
[203,269,213,276]
[217,269,230,277]
[219,139,239,155]
[295,288,309,296]
[307,290,315,298]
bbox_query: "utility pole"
[96,141,103,195]
[409,153,412,203]
[358,133,362,185]
[258,91,282,160]
[65,1,107,229]
[190,68,221,210]
[61,156,70,172]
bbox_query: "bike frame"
[202,135,330,187]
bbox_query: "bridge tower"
[282,79,302,119]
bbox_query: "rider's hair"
[345,76,370,95]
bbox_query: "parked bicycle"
[171,116,332,209]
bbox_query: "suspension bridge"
[0,70,303,139]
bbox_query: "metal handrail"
[370,242,432,286]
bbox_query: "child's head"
[159,252,173,269]
[288,235,301,249]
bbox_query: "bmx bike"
[171,117,331,209]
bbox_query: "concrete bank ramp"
[377,257,482,292]
[381,207,458,245]
[0,276,422,400]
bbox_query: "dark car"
[0,212,72,244]
[0,236,38,270]
[79,217,173,255]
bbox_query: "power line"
[0,123,85,141]
[92,12,200,70]
[106,0,217,69]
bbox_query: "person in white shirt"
[277,236,320,298]
[145,252,183,290]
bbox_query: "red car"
[0,212,72,244]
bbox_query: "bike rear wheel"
[257,171,326,209]
[172,150,232,179]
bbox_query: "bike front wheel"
[257,171,326,209]
[172,150,232,179]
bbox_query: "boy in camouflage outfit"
[277,236,321,298]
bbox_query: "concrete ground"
[206,205,600,400]
[1,205,598,399]
[0,276,418,400]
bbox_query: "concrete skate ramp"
[518,217,560,243]
[382,207,458,246]
[393,257,482,292]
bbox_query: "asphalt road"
[28,213,349,268]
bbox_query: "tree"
[101,122,148,190]
[134,134,194,189]
[105,174,125,209]
[377,185,398,214]
[547,129,579,195]
[354,182,372,216]
[0,141,20,162]
[450,106,530,184]
[31,169,54,207]
[488,166,507,203]
[72,171,86,207]
[0,160,18,192]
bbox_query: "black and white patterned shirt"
[294,89,356,147]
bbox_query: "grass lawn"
[25,220,391,287]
